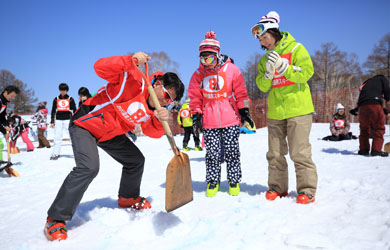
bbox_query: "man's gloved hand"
[239,108,255,128]
[192,113,203,133]
[267,51,288,75]
[264,60,275,80]
[349,107,358,116]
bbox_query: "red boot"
[296,192,315,204]
[118,196,151,210]
[265,189,288,201]
[44,217,67,241]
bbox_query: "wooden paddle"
[4,137,20,177]
[132,58,193,212]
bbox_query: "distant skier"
[50,83,77,160]
[7,113,34,153]
[322,103,356,141]
[77,86,92,108]
[32,101,51,148]
[0,86,20,162]
[177,98,202,151]
[352,75,390,157]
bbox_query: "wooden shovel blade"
[384,142,390,153]
[165,151,193,212]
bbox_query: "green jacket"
[177,102,193,127]
[256,31,314,120]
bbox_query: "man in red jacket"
[44,52,184,241]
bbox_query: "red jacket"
[73,56,164,142]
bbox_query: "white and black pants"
[48,125,145,221]
[203,125,241,185]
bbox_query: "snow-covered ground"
[1,121,389,250]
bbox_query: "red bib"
[180,108,190,119]
[333,119,345,129]
[113,94,152,129]
[272,53,295,88]
[200,71,228,101]
[57,98,70,111]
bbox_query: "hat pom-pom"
[205,31,217,40]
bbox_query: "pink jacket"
[188,56,250,129]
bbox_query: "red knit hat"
[199,31,220,55]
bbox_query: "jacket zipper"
[80,113,105,124]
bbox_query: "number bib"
[200,72,228,101]
[57,98,70,111]
[180,108,190,119]
[272,52,296,88]
[113,94,151,126]
[333,119,345,129]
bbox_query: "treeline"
[1,33,389,114]
[241,33,390,123]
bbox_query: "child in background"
[7,113,34,153]
[32,101,51,148]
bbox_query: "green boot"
[228,183,240,196]
[206,183,219,197]
[183,147,191,151]
[194,146,203,151]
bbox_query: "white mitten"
[267,51,288,75]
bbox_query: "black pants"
[183,126,200,148]
[48,125,145,221]
[322,132,353,141]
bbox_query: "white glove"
[267,51,288,75]
[264,60,275,80]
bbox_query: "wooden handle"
[131,58,180,156]
[147,85,180,155]
[6,137,11,162]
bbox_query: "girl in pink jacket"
[188,31,254,197]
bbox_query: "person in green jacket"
[177,98,202,151]
[251,11,317,204]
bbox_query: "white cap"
[336,103,344,111]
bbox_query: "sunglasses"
[251,22,279,39]
[200,55,217,65]
[162,85,174,104]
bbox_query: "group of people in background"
[0,83,93,162]
[0,9,389,242]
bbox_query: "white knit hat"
[336,103,345,111]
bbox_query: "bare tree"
[0,69,37,113]
[240,52,266,100]
[364,33,390,78]
[127,51,180,77]
[311,43,362,121]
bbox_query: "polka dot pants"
[203,125,241,185]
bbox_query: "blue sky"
[1,0,389,106]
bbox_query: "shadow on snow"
[160,180,268,196]
[321,147,356,155]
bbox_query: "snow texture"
[1,120,389,250]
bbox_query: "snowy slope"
[0,123,389,250]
